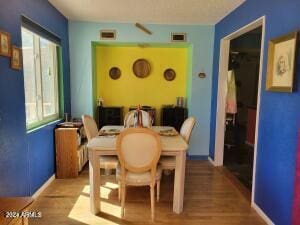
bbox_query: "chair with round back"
[159,117,196,170]
[116,128,162,221]
[82,115,118,171]
[180,117,196,143]
[124,110,152,128]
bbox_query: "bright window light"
[21,27,59,129]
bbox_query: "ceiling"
[48,0,245,25]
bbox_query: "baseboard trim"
[208,157,216,166]
[32,174,55,199]
[252,202,274,225]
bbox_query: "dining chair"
[82,115,118,171]
[116,128,162,221]
[159,117,196,170]
[124,110,152,128]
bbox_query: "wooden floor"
[29,161,265,225]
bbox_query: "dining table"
[87,125,188,214]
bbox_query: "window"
[22,27,59,129]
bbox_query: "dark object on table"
[97,106,123,129]
[161,106,188,132]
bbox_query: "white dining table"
[87,125,188,214]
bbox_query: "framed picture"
[11,46,22,70]
[266,31,298,92]
[0,31,11,57]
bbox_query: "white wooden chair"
[116,128,162,221]
[124,110,152,128]
[82,115,119,171]
[159,117,196,170]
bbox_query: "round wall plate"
[164,68,176,81]
[132,59,151,78]
[198,72,206,79]
[109,67,121,80]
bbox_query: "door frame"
[212,16,266,203]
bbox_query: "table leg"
[89,151,100,214]
[173,151,186,213]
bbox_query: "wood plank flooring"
[29,161,265,225]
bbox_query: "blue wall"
[69,22,215,156]
[0,0,70,196]
[210,1,300,224]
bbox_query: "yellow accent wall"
[96,45,188,124]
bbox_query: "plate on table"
[159,129,178,136]
[99,129,121,136]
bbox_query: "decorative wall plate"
[109,67,121,80]
[164,68,176,81]
[198,72,206,79]
[132,59,151,78]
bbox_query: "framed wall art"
[0,31,11,57]
[11,46,22,70]
[266,31,298,92]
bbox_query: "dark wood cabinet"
[161,107,188,131]
[97,106,123,128]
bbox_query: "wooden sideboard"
[55,124,88,178]
[161,106,188,131]
[97,106,123,128]
[96,105,187,129]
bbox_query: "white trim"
[214,15,266,205]
[22,27,60,130]
[252,202,275,225]
[214,16,265,166]
[208,156,217,166]
[26,119,62,134]
[214,38,230,166]
[32,174,55,199]
[251,17,266,203]
[222,17,266,40]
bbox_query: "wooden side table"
[55,126,88,178]
[0,197,34,225]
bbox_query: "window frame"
[22,27,61,131]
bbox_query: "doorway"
[213,17,265,201]
[223,27,262,190]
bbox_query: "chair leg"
[150,184,155,221]
[156,181,160,202]
[121,183,126,218]
[118,181,121,202]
